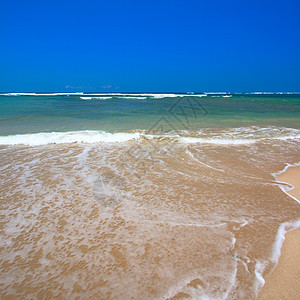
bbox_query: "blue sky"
[1,0,299,92]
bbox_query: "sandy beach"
[257,166,300,300]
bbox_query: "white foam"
[254,261,265,291]
[79,96,148,100]
[82,93,207,99]
[276,135,300,141]
[255,164,300,294]
[80,97,113,100]
[271,220,300,264]
[270,163,300,262]
[121,96,148,99]
[150,93,207,98]
[272,162,300,204]
[0,131,141,146]
[255,219,300,294]
[3,93,38,96]
[185,148,225,171]
[1,92,208,99]
[1,127,299,147]
[205,92,230,95]
[178,130,300,145]
[179,137,257,145]
[2,92,84,96]
[273,162,300,176]
[130,93,206,98]
[86,93,123,96]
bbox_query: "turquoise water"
[0,93,300,136]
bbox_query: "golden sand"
[257,166,300,300]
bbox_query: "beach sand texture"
[0,137,300,299]
[257,166,300,300]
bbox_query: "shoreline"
[1,138,300,298]
[257,165,300,300]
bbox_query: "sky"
[0,0,299,92]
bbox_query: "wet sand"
[1,141,300,299]
[257,166,300,300]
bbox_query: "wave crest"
[0,127,299,146]
[0,131,141,146]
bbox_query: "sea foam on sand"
[257,165,300,299]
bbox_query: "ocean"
[0,92,300,299]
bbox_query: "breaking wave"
[0,127,299,146]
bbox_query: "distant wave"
[136,93,207,99]
[79,96,148,100]
[2,92,299,97]
[121,96,148,99]
[80,97,113,100]
[80,93,207,99]
[3,92,84,96]
[205,92,230,95]
[211,95,232,98]
[1,93,208,99]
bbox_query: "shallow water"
[0,135,300,299]
[1,93,300,135]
